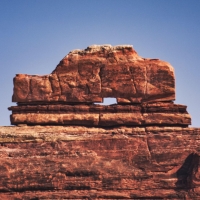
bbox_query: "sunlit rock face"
[10,44,180,126]
[4,45,200,199]
[12,45,175,103]
[0,126,200,199]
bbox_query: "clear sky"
[0,0,200,126]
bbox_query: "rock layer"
[0,126,200,199]
[12,45,175,103]
[9,102,191,126]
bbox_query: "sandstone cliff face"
[12,45,175,103]
[0,126,200,199]
[4,44,200,199]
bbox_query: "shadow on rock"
[176,153,200,190]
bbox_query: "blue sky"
[0,0,200,126]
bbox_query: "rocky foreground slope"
[1,45,199,199]
[0,126,200,199]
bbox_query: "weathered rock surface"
[0,126,200,199]
[12,45,175,103]
[5,44,199,199]
[9,102,191,126]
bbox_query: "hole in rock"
[95,98,117,105]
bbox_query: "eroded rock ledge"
[9,102,191,126]
[0,126,200,199]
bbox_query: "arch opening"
[95,98,117,105]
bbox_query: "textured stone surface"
[12,45,175,103]
[9,112,191,126]
[5,44,198,199]
[0,126,200,199]
[9,102,187,113]
[9,102,191,126]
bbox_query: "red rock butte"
[1,45,200,199]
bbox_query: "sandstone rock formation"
[10,45,179,126]
[4,44,200,199]
[9,102,191,126]
[12,45,175,103]
[0,126,200,199]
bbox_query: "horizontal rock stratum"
[12,45,175,103]
[9,102,191,126]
